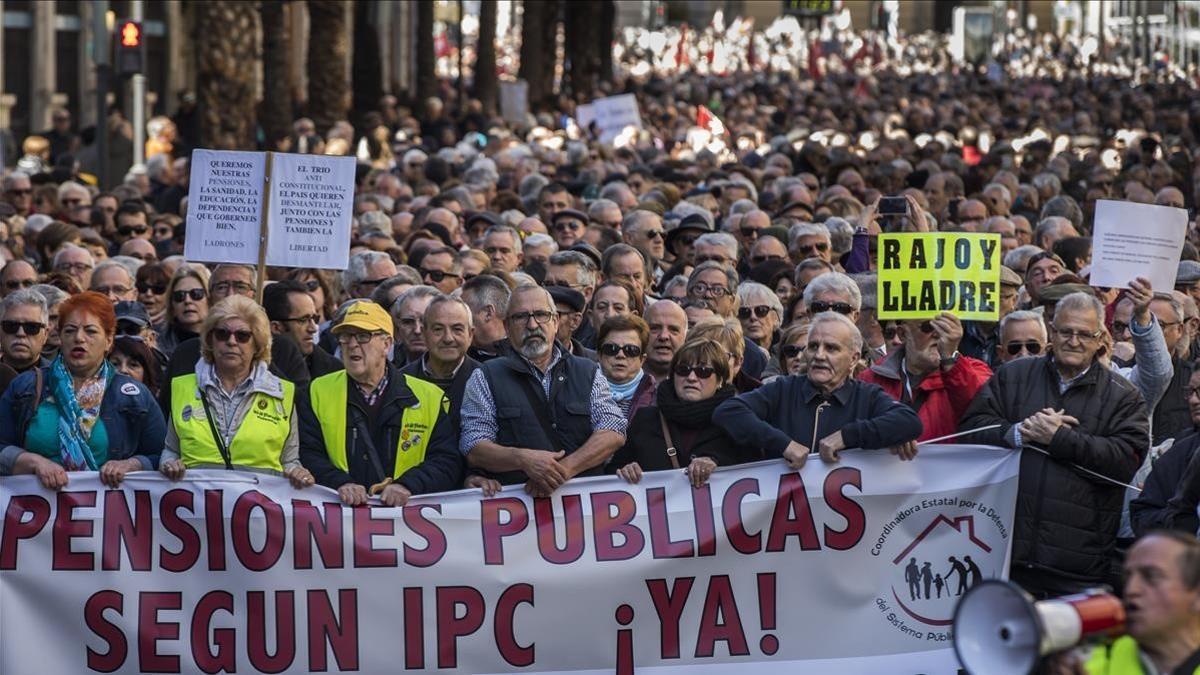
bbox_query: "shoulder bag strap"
[197,389,234,470]
[658,412,680,469]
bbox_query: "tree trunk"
[259,0,292,150]
[195,1,258,150]
[474,0,498,115]
[519,0,559,109]
[564,1,611,98]
[597,0,614,86]
[415,2,437,104]
[306,0,350,136]
[352,0,384,132]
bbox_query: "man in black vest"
[460,286,627,497]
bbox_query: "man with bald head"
[954,199,989,232]
[643,300,688,382]
[1156,187,1186,209]
[1035,216,1080,252]
[0,260,37,297]
[985,216,1020,257]
[736,209,771,253]
[425,207,462,247]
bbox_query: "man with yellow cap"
[299,300,462,506]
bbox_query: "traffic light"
[116,20,144,76]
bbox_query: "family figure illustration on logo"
[904,555,983,600]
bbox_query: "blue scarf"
[51,355,112,471]
[608,369,646,402]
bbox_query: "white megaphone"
[952,579,1125,675]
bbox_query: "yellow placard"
[876,233,1002,321]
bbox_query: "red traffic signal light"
[120,21,142,48]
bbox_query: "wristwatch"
[939,351,960,369]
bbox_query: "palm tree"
[259,0,292,149]
[195,1,258,149]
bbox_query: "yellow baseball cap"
[334,301,393,337]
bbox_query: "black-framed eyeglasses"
[690,283,730,298]
[337,331,386,345]
[357,277,387,289]
[673,363,715,379]
[172,288,207,303]
[279,314,320,325]
[737,305,773,320]
[507,310,555,325]
[599,343,643,358]
[421,268,461,283]
[1,320,45,336]
[809,301,854,315]
[1052,326,1101,342]
[212,281,254,295]
[1005,340,1044,356]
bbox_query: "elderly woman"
[611,338,756,487]
[690,316,761,392]
[597,315,656,419]
[159,295,313,488]
[135,262,171,330]
[737,282,784,351]
[158,264,211,358]
[0,291,166,489]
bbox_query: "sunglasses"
[211,327,254,344]
[673,363,716,379]
[798,242,830,254]
[600,343,643,358]
[6,188,31,196]
[881,324,898,340]
[808,301,854,315]
[782,344,805,358]
[750,254,786,266]
[737,305,773,320]
[3,279,34,291]
[643,230,665,239]
[137,282,167,295]
[552,221,583,232]
[919,321,935,334]
[421,268,461,283]
[1005,340,1044,356]
[739,227,762,239]
[116,321,145,337]
[172,288,207,303]
[1,320,44,336]
[118,225,149,236]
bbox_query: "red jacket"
[857,349,992,442]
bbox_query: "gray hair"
[1035,216,1073,248]
[390,284,442,318]
[146,154,171,182]
[737,281,784,318]
[687,261,739,298]
[999,310,1047,341]
[92,259,135,286]
[56,180,89,202]
[789,222,831,250]
[729,199,757,216]
[587,199,620,220]
[661,275,689,298]
[1152,292,1185,324]
[519,173,549,199]
[523,233,557,252]
[1,171,30,191]
[849,272,877,310]
[507,285,556,319]
[52,243,95,269]
[344,250,394,289]
[1004,245,1043,274]
[1040,195,1083,230]
[1054,292,1106,328]
[598,181,634,204]
[1032,172,1062,195]
[983,182,1012,204]
[548,250,598,286]
[461,274,512,318]
[356,210,393,236]
[824,217,854,255]
[810,311,864,354]
[670,201,714,228]
[694,232,738,261]
[483,224,522,245]
[621,209,660,233]
[1,288,49,323]
[109,255,144,277]
[803,271,862,310]
[424,293,475,330]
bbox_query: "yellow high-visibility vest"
[170,373,294,472]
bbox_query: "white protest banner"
[578,93,643,144]
[184,149,266,265]
[266,153,356,270]
[0,446,1018,674]
[500,80,530,125]
[1090,199,1188,291]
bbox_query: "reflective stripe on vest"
[170,374,294,472]
[308,370,445,479]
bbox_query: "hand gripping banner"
[0,445,1019,674]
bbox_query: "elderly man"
[1035,216,1080,252]
[208,264,255,303]
[960,292,1150,598]
[622,210,666,271]
[400,294,480,430]
[300,300,462,507]
[537,183,573,224]
[546,250,599,346]
[687,261,767,379]
[735,209,771,254]
[1177,261,1200,308]
[959,266,1023,365]
[984,216,1020,258]
[482,225,523,273]
[588,199,623,229]
[601,244,650,302]
[522,233,557,269]
[789,223,833,264]
[0,261,37,298]
[460,274,510,362]
[344,251,398,300]
[460,286,626,496]
[664,213,711,266]
[264,280,342,380]
[550,209,588,249]
[119,238,157,264]
[952,198,989,231]
[859,312,992,442]
[0,290,50,375]
[803,271,861,322]
[391,285,440,367]
[996,310,1049,365]
[1023,251,1065,306]
[714,312,923,467]
[52,244,95,289]
[418,246,464,294]
[547,286,594,359]
[2,172,32,216]
[643,300,688,382]
[693,232,739,269]
[89,260,137,303]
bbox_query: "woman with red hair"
[0,291,166,489]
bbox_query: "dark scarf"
[655,381,736,428]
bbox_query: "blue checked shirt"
[459,346,627,455]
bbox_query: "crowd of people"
[3,17,1200,674]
